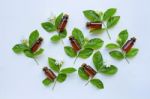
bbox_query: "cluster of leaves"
[64,28,104,60]
[106,29,139,60]
[78,51,117,89]
[41,13,67,42]
[83,8,120,39]
[92,51,118,75]
[42,57,76,87]
[12,9,139,91]
[12,30,44,59]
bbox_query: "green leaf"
[109,50,124,60]
[41,22,56,32]
[90,79,104,89]
[78,48,93,59]
[99,65,118,75]
[93,51,103,71]
[126,48,139,58]
[84,38,104,50]
[48,57,60,72]
[60,67,76,74]
[106,43,119,50]
[72,28,84,47]
[107,16,120,28]
[12,44,28,53]
[33,48,44,56]
[64,46,77,57]
[83,10,100,22]
[55,13,63,28]
[103,8,117,20]
[90,28,105,34]
[117,29,129,47]
[59,29,67,38]
[29,30,39,47]
[51,35,60,42]
[23,50,34,58]
[57,73,67,83]
[78,67,89,80]
[42,78,53,86]
[84,38,89,45]
[98,12,103,21]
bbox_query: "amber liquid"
[43,67,56,81]
[69,36,81,51]
[31,37,43,52]
[86,22,102,29]
[58,15,69,32]
[122,37,136,53]
[82,64,96,77]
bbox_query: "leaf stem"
[124,57,129,64]
[52,79,57,90]
[33,58,39,65]
[85,78,92,86]
[102,22,111,40]
[52,66,62,90]
[85,80,90,86]
[58,34,65,47]
[120,49,129,64]
[73,55,78,65]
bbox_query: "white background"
[0,0,150,99]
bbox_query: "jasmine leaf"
[48,57,60,72]
[93,51,103,71]
[126,48,139,58]
[59,29,67,38]
[72,28,84,47]
[103,8,117,20]
[117,29,129,47]
[106,43,119,50]
[109,50,124,60]
[34,48,44,56]
[57,73,67,83]
[90,79,104,89]
[107,16,120,28]
[64,46,77,57]
[42,78,53,86]
[24,50,34,58]
[78,48,93,59]
[60,67,76,74]
[41,22,56,32]
[83,10,100,22]
[55,13,63,28]
[84,38,104,50]
[78,67,89,80]
[51,35,60,42]
[99,65,118,75]
[12,44,28,53]
[90,28,105,34]
[29,30,39,47]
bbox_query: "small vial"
[86,22,102,29]
[31,37,43,53]
[122,37,136,53]
[69,36,81,51]
[82,63,97,78]
[58,14,69,32]
[43,67,56,81]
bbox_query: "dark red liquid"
[122,37,136,53]
[31,37,43,53]
[86,22,102,29]
[43,67,56,81]
[58,14,69,32]
[69,36,81,51]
